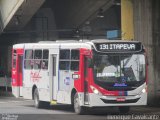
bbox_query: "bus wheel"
[74,93,84,114]
[34,88,42,108]
[119,106,130,114]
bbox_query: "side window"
[24,60,34,69]
[71,61,79,71]
[34,50,42,59]
[71,50,79,71]
[60,50,70,59]
[43,50,49,59]
[24,50,33,69]
[59,50,70,70]
[42,50,49,70]
[25,50,33,59]
[71,50,79,60]
[34,50,42,70]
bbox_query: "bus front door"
[84,56,89,105]
[50,54,58,101]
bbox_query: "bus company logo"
[121,76,127,83]
[113,76,127,87]
[64,77,70,85]
[30,71,42,82]
[113,83,127,87]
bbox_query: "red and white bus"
[12,39,148,114]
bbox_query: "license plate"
[116,98,125,102]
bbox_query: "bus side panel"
[56,48,80,104]
[57,71,74,104]
[38,69,50,102]
[23,69,50,101]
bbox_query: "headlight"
[90,86,102,95]
[142,88,147,93]
[140,86,147,94]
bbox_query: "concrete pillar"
[0,0,45,32]
[17,8,58,42]
[121,0,134,40]
[0,0,24,29]
[133,0,154,105]
[152,0,160,105]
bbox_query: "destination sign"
[95,42,142,53]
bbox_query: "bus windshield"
[93,53,146,90]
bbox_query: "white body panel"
[57,71,74,104]
[13,41,91,102]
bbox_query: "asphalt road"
[0,96,160,120]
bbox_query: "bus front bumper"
[79,93,147,107]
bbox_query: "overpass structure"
[0,0,159,105]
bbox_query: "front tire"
[74,93,85,114]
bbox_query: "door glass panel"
[53,56,56,76]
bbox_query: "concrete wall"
[32,8,58,41]
[0,45,11,76]
[88,5,121,39]
[1,7,58,76]
[133,0,160,105]
[12,7,58,43]
[53,0,113,29]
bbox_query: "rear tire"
[74,93,85,114]
[119,106,130,114]
[34,88,43,108]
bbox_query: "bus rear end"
[12,47,24,98]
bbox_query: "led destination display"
[95,42,142,53]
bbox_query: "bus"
[12,39,148,114]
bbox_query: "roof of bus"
[13,39,141,49]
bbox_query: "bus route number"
[99,44,109,50]
[99,43,136,51]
